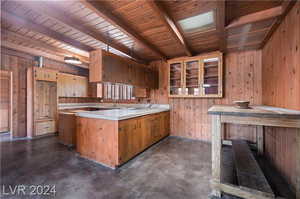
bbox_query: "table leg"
[211,115,222,197]
[256,126,264,155]
[297,129,300,199]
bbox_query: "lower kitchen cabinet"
[58,112,77,146]
[118,112,170,164]
[76,111,170,168]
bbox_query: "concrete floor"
[1,136,219,199]
[0,132,11,142]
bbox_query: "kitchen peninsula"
[75,105,170,168]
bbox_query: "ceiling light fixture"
[64,56,82,65]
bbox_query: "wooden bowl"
[234,101,250,109]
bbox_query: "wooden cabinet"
[89,49,158,89]
[76,111,170,168]
[88,83,103,98]
[118,119,140,163]
[0,70,12,133]
[169,61,184,95]
[27,67,58,137]
[34,67,58,82]
[118,111,170,165]
[58,112,76,146]
[35,120,56,136]
[168,51,223,98]
[57,73,88,97]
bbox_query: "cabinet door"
[149,114,161,143]
[34,68,57,82]
[159,112,170,138]
[74,76,88,97]
[184,59,201,96]
[169,61,183,96]
[201,55,223,97]
[34,81,57,120]
[58,73,88,97]
[57,73,74,97]
[119,119,139,164]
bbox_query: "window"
[103,82,135,101]
[178,11,215,33]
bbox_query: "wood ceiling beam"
[79,0,167,60]
[226,6,282,29]
[16,1,145,63]
[261,0,297,47]
[2,10,94,53]
[217,0,226,52]
[147,0,192,56]
[2,29,89,64]
[1,40,88,69]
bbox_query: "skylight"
[178,11,215,33]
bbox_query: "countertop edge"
[207,111,300,119]
[76,109,170,121]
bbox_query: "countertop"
[208,105,300,119]
[76,107,170,120]
[58,103,170,120]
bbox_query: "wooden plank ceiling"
[1,0,296,65]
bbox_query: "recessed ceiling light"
[178,11,215,33]
[64,57,82,65]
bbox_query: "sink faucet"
[147,100,153,108]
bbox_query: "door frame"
[0,70,13,139]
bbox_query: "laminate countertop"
[76,107,170,120]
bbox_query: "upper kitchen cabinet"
[201,53,223,97]
[89,50,158,89]
[168,51,223,98]
[57,73,88,97]
[169,61,183,96]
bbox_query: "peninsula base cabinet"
[76,111,170,168]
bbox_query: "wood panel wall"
[262,2,300,193]
[0,47,89,137]
[146,50,262,142]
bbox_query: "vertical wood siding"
[0,47,88,137]
[147,49,262,142]
[262,2,300,193]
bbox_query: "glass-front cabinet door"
[168,51,223,98]
[184,59,200,96]
[201,54,222,97]
[169,61,183,96]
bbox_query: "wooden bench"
[232,140,275,198]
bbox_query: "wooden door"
[0,70,12,133]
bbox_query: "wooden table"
[208,105,300,199]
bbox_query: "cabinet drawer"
[35,121,56,136]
